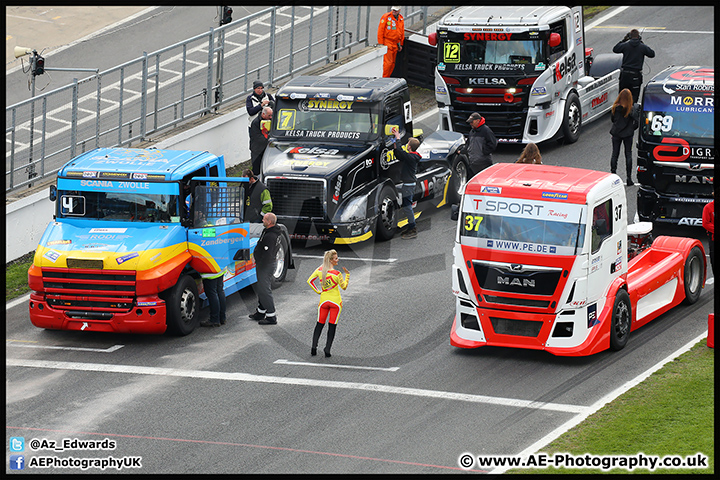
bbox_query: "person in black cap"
[465,112,497,178]
[246,80,275,124]
[613,29,655,103]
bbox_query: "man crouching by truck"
[392,127,421,239]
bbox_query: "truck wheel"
[271,234,290,289]
[682,246,704,305]
[376,185,398,241]
[609,289,631,351]
[163,274,199,336]
[561,92,581,144]
[448,154,469,205]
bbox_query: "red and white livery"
[451,163,706,356]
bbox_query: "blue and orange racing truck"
[451,163,706,356]
[28,148,293,335]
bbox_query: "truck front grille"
[266,177,326,219]
[41,267,136,312]
[450,87,529,138]
[490,317,543,337]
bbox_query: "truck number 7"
[464,214,483,231]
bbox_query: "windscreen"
[56,179,180,223]
[640,88,714,147]
[460,195,586,255]
[273,98,380,143]
[437,30,547,75]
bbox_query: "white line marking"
[292,254,397,263]
[489,331,709,474]
[7,293,31,311]
[6,341,124,353]
[6,358,588,414]
[274,359,400,372]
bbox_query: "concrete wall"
[4,47,386,263]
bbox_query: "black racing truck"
[260,76,465,244]
[636,66,714,227]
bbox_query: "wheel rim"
[454,161,467,196]
[179,287,196,324]
[273,242,286,280]
[614,299,630,340]
[380,195,395,230]
[567,102,580,136]
[686,254,702,295]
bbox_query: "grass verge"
[508,340,714,474]
[6,252,34,301]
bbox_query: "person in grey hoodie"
[613,29,655,102]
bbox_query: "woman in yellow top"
[307,249,349,357]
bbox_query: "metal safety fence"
[6,6,443,193]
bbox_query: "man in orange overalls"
[377,6,404,77]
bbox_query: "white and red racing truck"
[451,163,706,356]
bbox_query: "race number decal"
[650,114,673,133]
[404,101,412,123]
[277,109,296,130]
[464,214,483,232]
[443,43,460,63]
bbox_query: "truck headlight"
[337,195,367,223]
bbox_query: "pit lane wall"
[6,47,387,262]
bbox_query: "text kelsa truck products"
[451,163,706,356]
[28,148,293,336]
[636,66,714,227]
[261,75,465,244]
[429,6,622,143]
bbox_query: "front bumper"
[29,292,168,334]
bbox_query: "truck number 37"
[464,214,483,231]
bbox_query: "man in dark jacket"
[466,112,498,178]
[250,212,281,325]
[246,80,275,123]
[392,127,421,239]
[249,106,273,175]
[613,29,655,102]
[242,169,273,223]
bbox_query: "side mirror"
[49,185,57,202]
[428,32,437,46]
[450,203,459,221]
[548,33,561,48]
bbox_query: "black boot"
[324,323,337,357]
[311,322,324,356]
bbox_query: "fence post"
[140,52,148,140]
[269,8,277,85]
[96,73,101,149]
[70,78,78,159]
[207,28,214,113]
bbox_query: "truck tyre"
[448,154,469,205]
[163,274,199,336]
[561,92,581,144]
[376,185,398,241]
[609,289,631,351]
[682,246,704,305]
[271,233,290,289]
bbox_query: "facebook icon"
[10,455,25,470]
